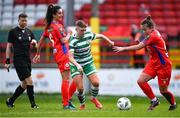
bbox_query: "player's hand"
[5,58,10,72]
[113,46,125,52]
[33,54,40,63]
[31,39,37,48]
[109,41,114,47]
[77,64,83,73]
[67,27,73,35]
[4,64,10,72]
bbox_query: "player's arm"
[30,30,37,47]
[5,43,13,71]
[33,35,46,63]
[69,50,83,72]
[134,32,141,43]
[95,34,114,46]
[113,42,145,52]
[60,28,72,44]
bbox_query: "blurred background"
[0,0,180,96]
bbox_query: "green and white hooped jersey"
[69,31,96,66]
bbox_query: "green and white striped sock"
[77,92,85,104]
[91,86,99,98]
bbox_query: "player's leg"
[159,86,177,110]
[88,73,103,109]
[137,72,160,110]
[84,63,102,109]
[25,76,39,108]
[58,60,74,109]
[157,66,177,110]
[73,74,85,110]
[137,64,159,110]
[6,81,26,108]
[68,79,77,108]
[60,70,76,110]
[70,63,85,110]
[6,59,27,108]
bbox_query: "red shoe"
[79,104,85,110]
[90,98,103,109]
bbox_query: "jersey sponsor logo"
[65,63,69,68]
[71,68,75,72]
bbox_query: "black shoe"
[169,104,177,111]
[148,99,160,110]
[31,104,39,109]
[6,98,14,108]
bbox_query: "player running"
[33,4,76,109]
[69,20,114,110]
[113,16,177,111]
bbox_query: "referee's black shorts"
[13,57,31,81]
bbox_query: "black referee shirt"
[8,26,35,58]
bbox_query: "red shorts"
[143,63,172,87]
[57,59,70,72]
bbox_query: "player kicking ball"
[113,16,177,111]
[69,20,114,110]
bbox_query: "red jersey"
[43,21,69,63]
[142,29,172,69]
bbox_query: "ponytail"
[141,15,155,28]
[45,4,54,28]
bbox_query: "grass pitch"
[0,94,179,117]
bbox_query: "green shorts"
[70,63,97,78]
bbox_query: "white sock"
[151,97,157,102]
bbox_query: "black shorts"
[13,58,31,81]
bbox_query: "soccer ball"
[117,97,131,110]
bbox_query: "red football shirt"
[142,29,172,69]
[43,21,69,63]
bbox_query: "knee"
[91,81,99,87]
[137,79,143,85]
[159,87,167,94]
[25,77,33,85]
[21,81,27,89]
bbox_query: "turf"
[0,94,179,117]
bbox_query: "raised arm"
[113,42,145,52]
[95,34,114,46]
[60,28,72,44]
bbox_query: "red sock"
[61,79,69,106]
[138,82,155,100]
[161,91,175,105]
[69,79,77,100]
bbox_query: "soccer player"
[5,13,39,108]
[69,20,114,110]
[113,16,177,111]
[33,4,76,109]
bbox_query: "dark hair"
[45,4,61,28]
[18,13,27,19]
[141,15,155,28]
[75,20,87,28]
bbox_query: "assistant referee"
[4,13,38,108]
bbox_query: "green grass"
[0,94,179,117]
